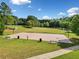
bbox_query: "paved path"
[27,45,79,59]
[9,33,71,43]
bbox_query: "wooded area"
[0,2,79,35]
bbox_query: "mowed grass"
[4,25,65,34]
[4,25,79,38]
[2,25,79,59]
[52,50,79,59]
[0,38,62,59]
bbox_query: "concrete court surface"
[9,33,71,43]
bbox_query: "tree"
[0,2,12,24]
[44,22,49,27]
[26,20,33,28]
[40,23,44,27]
[60,20,69,29]
[0,2,12,15]
[49,20,60,28]
[26,15,40,27]
[18,18,26,25]
[0,14,4,35]
[71,15,79,35]
[0,2,12,35]
[6,15,16,25]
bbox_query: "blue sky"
[1,0,79,19]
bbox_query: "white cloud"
[28,5,32,8]
[12,10,16,12]
[38,8,42,11]
[58,12,65,16]
[67,7,79,16]
[10,0,31,5]
[43,16,51,19]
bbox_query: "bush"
[0,16,5,35]
[0,23,5,35]
[25,26,32,28]
[23,25,32,28]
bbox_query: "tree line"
[0,2,79,35]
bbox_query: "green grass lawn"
[52,50,79,59]
[0,37,63,59]
[4,25,79,39]
[4,25,65,34]
[1,25,79,59]
[0,38,78,59]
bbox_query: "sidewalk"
[27,45,79,59]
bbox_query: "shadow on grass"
[57,38,79,48]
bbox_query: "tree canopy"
[71,15,79,35]
[0,2,79,35]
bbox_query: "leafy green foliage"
[0,2,79,36]
[44,22,49,27]
[71,15,79,35]
[0,15,4,35]
[25,15,40,27]
[49,20,60,28]
[0,2,12,35]
[0,2,12,16]
[26,20,33,28]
